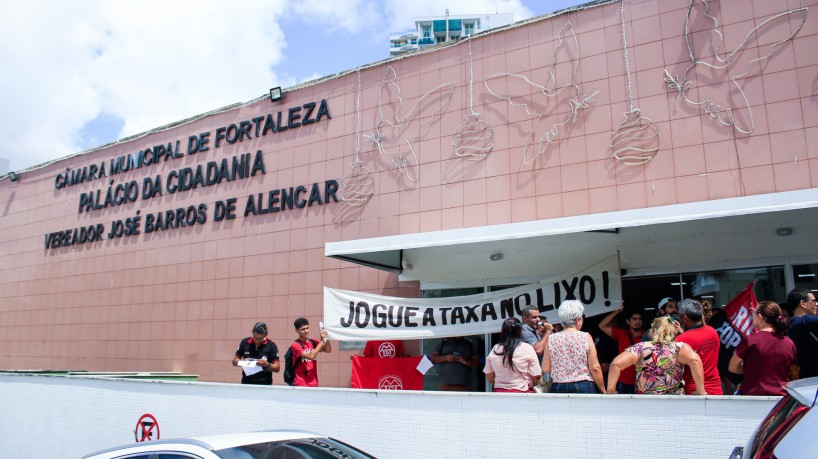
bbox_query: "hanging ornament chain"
[452,39,495,160]
[620,0,634,113]
[339,68,375,206]
[610,0,662,166]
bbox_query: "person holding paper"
[232,322,280,385]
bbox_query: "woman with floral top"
[607,316,706,395]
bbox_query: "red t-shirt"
[292,339,319,387]
[677,325,723,395]
[735,331,797,396]
[612,327,643,385]
[363,340,406,358]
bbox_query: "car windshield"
[213,437,377,459]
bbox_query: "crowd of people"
[230,288,817,396]
[480,288,814,396]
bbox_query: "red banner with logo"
[351,356,423,390]
[711,281,759,384]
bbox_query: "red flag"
[351,356,424,390]
[724,281,759,339]
[711,281,759,384]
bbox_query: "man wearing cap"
[658,297,678,316]
[232,322,280,385]
[641,297,680,342]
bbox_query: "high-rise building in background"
[389,10,514,56]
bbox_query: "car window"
[157,454,204,459]
[213,437,376,459]
[749,394,803,457]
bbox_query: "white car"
[83,430,378,459]
[729,377,818,459]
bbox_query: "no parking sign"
[134,414,160,442]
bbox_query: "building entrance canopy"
[326,189,818,284]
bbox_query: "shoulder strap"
[291,339,316,368]
[291,340,305,370]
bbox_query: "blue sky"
[0,0,582,172]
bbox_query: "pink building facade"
[1,0,817,387]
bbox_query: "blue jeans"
[616,382,635,394]
[550,381,597,394]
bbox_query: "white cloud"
[0,0,288,171]
[0,0,540,172]
[290,0,382,33]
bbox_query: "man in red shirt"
[363,340,408,358]
[599,308,644,394]
[291,317,331,387]
[676,298,723,395]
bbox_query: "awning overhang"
[325,189,818,282]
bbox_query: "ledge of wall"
[0,374,776,458]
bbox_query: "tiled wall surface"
[0,374,777,459]
[0,0,816,384]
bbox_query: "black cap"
[252,322,268,334]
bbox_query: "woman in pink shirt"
[484,318,542,392]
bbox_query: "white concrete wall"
[0,374,775,458]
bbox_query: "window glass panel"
[681,266,786,310]
[622,274,682,315]
[420,287,484,391]
[793,263,818,300]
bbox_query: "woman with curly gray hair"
[543,300,606,394]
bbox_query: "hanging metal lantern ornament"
[452,40,495,160]
[610,0,661,165]
[339,160,375,206]
[611,109,661,165]
[340,69,375,206]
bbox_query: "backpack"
[283,339,318,386]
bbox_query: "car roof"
[785,376,818,407]
[190,430,322,450]
[83,429,323,458]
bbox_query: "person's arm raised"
[599,308,622,338]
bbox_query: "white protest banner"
[324,255,622,340]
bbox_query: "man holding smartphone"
[430,336,478,391]
[521,305,553,392]
[521,305,553,357]
[290,317,332,387]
